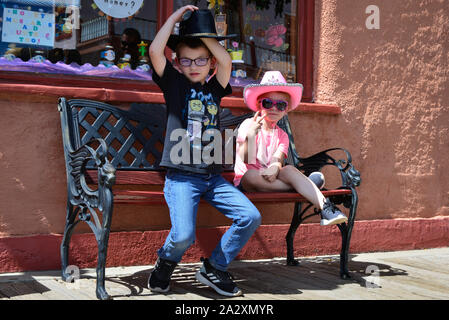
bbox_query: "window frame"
[297,0,314,103]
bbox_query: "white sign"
[2,7,55,47]
[94,0,144,19]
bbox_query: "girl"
[234,71,347,225]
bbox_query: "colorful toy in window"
[207,0,224,13]
[55,6,73,42]
[228,41,243,61]
[31,50,45,63]
[118,54,131,69]
[100,45,116,67]
[137,41,148,58]
[136,41,150,72]
[266,24,286,47]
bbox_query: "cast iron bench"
[58,97,361,300]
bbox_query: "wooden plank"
[0,282,48,300]
[232,259,388,300]
[101,272,181,300]
[87,170,235,185]
[0,283,21,300]
[229,265,318,300]
[384,256,449,276]
[385,274,449,299]
[292,255,449,300]
[86,170,166,185]
[9,282,48,300]
[112,189,351,205]
[38,279,93,300]
[276,260,398,300]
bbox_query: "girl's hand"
[171,5,199,23]
[247,111,266,139]
[262,162,281,182]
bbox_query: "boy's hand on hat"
[172,5,199,22]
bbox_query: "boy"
[148,6,261,297]
[235,70,348,226]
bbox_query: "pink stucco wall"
[299,0,449,220]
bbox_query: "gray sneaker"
[320,199,348,226]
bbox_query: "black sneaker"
[195,257,243,297]
[148,257,177,293]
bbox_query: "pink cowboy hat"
[243,71,303,112]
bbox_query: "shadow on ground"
[105,255,408,299]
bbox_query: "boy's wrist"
[167,15,178,26]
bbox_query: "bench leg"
[337,222,350,279]
[95,198,114,300]
[61,202,79,282]
[337,189,359,279]
[286,203,314,266]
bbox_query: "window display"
[0,0,157,80]
[0,0,302,88]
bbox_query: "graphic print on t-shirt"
[187,98,204,143]
[186,88,219,140]
[205,101,218,128]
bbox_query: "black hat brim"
[167,34,238,51]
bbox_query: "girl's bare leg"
[241,169,293,192]
[277,165,326,210]
[241,166,326,210]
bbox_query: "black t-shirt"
[152,59,232,174]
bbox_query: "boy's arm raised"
[201,38,232,89]
[149,5,198,77]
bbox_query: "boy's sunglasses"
[178,57,210,67]
[259,98,288,111]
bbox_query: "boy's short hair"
[175,38,212,57]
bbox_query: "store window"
[173,0,299,88]
[0,0,158,80]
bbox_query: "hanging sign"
[2,7,55,47]
[93,0,144,19]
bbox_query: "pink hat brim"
[243,83,304,112]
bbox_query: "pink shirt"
[234,118,290,186]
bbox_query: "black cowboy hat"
[167,9,237,51]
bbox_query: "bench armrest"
[297,148,361,189]
[66,138,116,209]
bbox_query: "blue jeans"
[158,169,261,271]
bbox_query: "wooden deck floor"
[1,247,449,301]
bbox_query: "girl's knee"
[282,165,298,174]
[240,170,260,191]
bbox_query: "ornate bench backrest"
[59,98,166,170]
